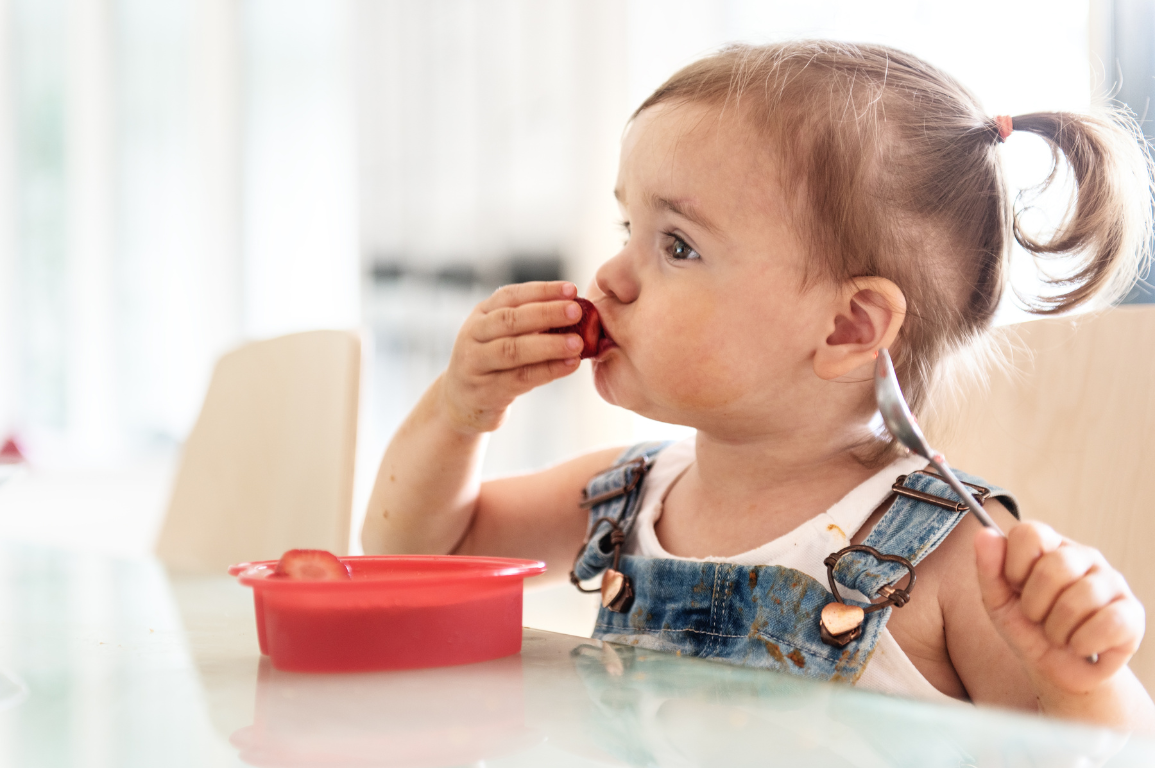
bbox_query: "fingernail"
[561,282,577,297]
[565,302,581,320]
[564,357,579,366]
[566,336,582,351]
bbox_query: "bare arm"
[454,446,625,581]
[361,281,617,570]
[361,374,489,556]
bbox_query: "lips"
[593,312,617,360]
[595,331,616,358]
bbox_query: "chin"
[593,357,651,412]
[593,360,672,420]
[591,360,621,406]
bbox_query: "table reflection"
[225,627,1151,768]
[231,655,541,767]
[560,641,1135,768]
[220,626,1148,768]
[0,669,27,712]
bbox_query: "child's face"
[589,102,841,435]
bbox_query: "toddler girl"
[362,41,1154,730]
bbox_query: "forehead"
[616,101,785,228]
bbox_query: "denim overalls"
[571,442,1016,685]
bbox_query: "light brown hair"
[636,41,1153,419]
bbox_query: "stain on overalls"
[571,442,1016,685]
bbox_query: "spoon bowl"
[874,349,1004,536]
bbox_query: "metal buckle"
[579,456,651,509]
[891,469,991,514]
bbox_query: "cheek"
[673,340,761,409]
[663,362,749,411]
[655,289,816,409]
[646,304,760,410]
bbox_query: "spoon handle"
[926,455,1006,537]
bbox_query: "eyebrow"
[613,187,721,237]
[653,195,721,236]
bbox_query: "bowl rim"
[228,554,547,590]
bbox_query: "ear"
[813,277,906,381]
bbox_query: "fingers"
[441,282,583,434]
[477,281,577,313]
[1041,569,1129,646]
[472,332,583,373]
[990,520,1145,684]
[493,357,582,396]
[1068,597,1145,659]
[472,299,582,342]
[974,527,1015,613]
[1003,521,1064,589]
[1019,544,1103,623]
[466,282,587,369]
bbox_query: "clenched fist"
[975,522,1145,695]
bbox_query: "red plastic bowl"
[228,555,546,673]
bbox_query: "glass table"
[0,542,1151,767]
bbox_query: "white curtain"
[0,0,359,464]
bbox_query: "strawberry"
[546,297,602,359]
[273,549,352,580]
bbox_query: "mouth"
[593,317,617,361]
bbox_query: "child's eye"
[666,234,701,262]
[618,220,631,243]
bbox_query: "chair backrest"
[925,305,1155,692]
[156,330,360,574]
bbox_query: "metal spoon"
[874,351,1101,662]
[874,348,1005,536]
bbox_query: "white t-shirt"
[623,437,957,703]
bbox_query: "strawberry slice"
[546,297,603,359]
[273,549,352,580]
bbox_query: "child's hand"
[440,281,584,434]
[975,522,1145,694]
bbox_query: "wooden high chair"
[155,330,360,574]
[925,304,1155,694]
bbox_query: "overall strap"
[570,441,671,582]
[833,468,1017,600]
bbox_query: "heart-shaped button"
[820,601,865,636]
[601,569,625,608]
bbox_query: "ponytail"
[1007,109,1154,313]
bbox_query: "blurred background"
[0,0,1151,556]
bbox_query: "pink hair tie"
[994,115,1014,142]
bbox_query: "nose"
[593,246,640,305]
